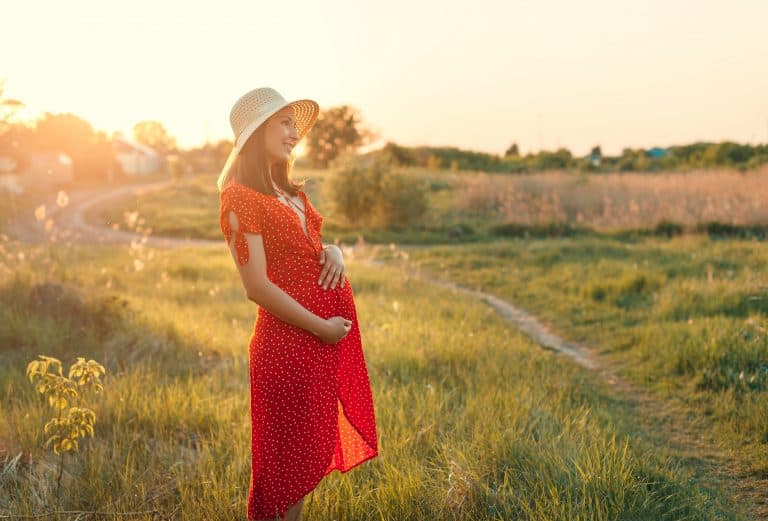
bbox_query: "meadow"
[0,239,755,520]
[1,166,766,519]
[92,165,768,245]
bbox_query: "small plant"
[26,354,106,505]
[123,210,155,271]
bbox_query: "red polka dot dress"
[219,180,379,520]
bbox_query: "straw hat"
[219,87,319,183]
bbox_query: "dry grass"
[456,166,768,230]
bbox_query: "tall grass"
[456,166,768,230]
[0,239,750,519]
[379,234,768,486]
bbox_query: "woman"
[217,87,379,521]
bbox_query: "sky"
[2,0,768,157]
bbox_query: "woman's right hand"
[318,316,352,344]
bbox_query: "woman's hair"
[216,113,306,196]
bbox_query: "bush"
[377,169,429,228]
[489,221,578,238]
[653,220,684,237]
[327,154,429,229]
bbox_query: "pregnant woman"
[217,87,379,521]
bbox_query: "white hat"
[219,87,319,183]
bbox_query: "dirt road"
[6,179,222,249]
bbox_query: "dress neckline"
[226,180,305,202]
[227,180,314,245]
[275,191,310,239]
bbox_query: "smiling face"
[264,105,299,165]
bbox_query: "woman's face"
[264,106,299,165]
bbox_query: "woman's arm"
[247,277,328,337]
[226,212,328,338]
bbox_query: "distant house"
[0,151,74,193]
[646,147,668,158]
[112,136,163,176]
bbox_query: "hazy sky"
[3,0,767,156]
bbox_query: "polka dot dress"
[219,180,379,520]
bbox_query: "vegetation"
[131,121,176,156]
[90,165,768,248]
[303,105,376,169]
[2,95,766,517]
[26,354,106,504]
[3,77,765,191]
[373,235,768,497]
[0,239,756,519]
[325,154,429,229]
[374,140,768,174]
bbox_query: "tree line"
[377,141,768,174]
[2,79,766,184]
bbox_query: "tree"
[31,113,113,183]
[132,120,176,155]
[505,142,520,157]
[0,79,29,171]
[303,105,375,168]
[0,79,25,127]
[35,113,95,152]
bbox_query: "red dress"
[219,180,378,520]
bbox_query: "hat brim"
[220,98,320,181]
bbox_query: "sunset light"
[2,4,768,518]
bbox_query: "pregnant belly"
[253,276,356,353]
[284,280,343,319]
[257,256,353,328]
[263,266,351,314]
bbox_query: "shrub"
[653,220,684,238]
[327,155,428,229]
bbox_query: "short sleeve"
[220,187,264,266]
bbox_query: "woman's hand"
[317,316,352,344]
[318,244,346,290]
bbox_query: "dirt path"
[366,255,767,520]
[6,179,222,249]
[8,181,767,519]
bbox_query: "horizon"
[3,0,767,157]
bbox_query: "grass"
[0,239,753,519]
[88,166,768,248]
[1,166,766,518]
[87,170,493,245]
[372,234,768,485]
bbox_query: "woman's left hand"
[318,245,346,290]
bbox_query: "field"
[1,166,766,519]
[91,166,768,244]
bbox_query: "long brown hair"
[223,113,306,197]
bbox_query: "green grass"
[0,240,752,519]
[89,171,527,245]
[374,234,768,482]
[91,171,768,249]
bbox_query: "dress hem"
[247,450,378,521]
[247,397,378,521]
[337,390,379,464]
